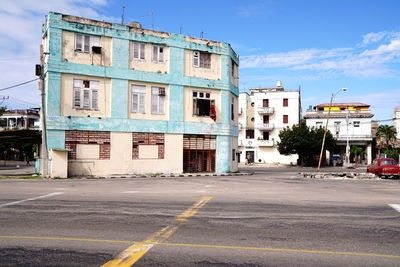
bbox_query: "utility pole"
[38,44,48,177]
[317,88,347,171]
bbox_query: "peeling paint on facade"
[41,12,239,177]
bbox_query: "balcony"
[336,134,373,141]
[256,123,274,130]
[239,139,255,147]
[257,140,274,147]
[257,107,274,114]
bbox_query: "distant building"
[304,102,374,164]
[40,12,239,177]
[394,107,400,146]
[238,82,301,165]
[0,108,40,130]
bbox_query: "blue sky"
[1,0,400,121]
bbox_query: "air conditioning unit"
[159,88,166,96]
[92,46,102,54]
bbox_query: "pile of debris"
[302,172,377,179]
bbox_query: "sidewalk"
[0,161,36,176]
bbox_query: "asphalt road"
[0,171,399,266]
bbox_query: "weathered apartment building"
[238,82,301,165]
[40,12,239,177]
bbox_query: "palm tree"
[350,146,365,165]
[376,125,397,155]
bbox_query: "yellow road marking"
[0,235,399,259]
[101,196,213,267]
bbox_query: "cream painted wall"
[49,150,68,178]
[184,87,221,124]
[68,132,183,176]
[62,31,112,67]
[184,50,221,80]
[76,144,99,159]
[61,74,111,117]
[129,42,169,73]
[128,81,169,121]
[138,145,159,159]
[231,136,238,171]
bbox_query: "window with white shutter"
[151,87,165,114]
[132,85,146,113]
[72,79,100,110]
[152,45,165,62]
[133,42,145,60]
[74,33,101,54]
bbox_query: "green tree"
[376,125,397,155]
[350,146,365,165]
[277,120,336,166]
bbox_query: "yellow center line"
[101,196,213,267]
[0,235,399,259]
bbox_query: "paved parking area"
[0,171,399,266]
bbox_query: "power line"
[0,78,39,92]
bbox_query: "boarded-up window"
[76,144,100,159]
[65,131,110,160]
[132,133,164,159]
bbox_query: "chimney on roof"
[128,22,142,29]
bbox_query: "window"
[354,121,360,127]
[193,91,216,120]
[334,121,341,134]
[75,33,100,53]
[193,51,211,68]
[283,115,288,124]
[151,87,165,114]
[246,130,254,139]
[231,97,235,121]
[263,115,269,124]
[131,85,146,113]
[263,99,269,107]
[283,98,288,107]
[263,132,269,140]
[132,42,145,60]
[232,149,236,161]
[152,45,165,62]
[73,79,99,110]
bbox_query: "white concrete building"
[304,102,374,164]
[394,107,400,144]
[0,108,40,130]
[238,83,301,165]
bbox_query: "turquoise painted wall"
[44,12,239,172]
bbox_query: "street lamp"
[317,87,347,171]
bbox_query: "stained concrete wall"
[68,132,183,176]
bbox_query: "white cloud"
[241,31,400,78]
[0,0,117,109]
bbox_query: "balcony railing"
[335,134,373,141]
[257,140,273,147]
[257,107,274,114]
[256,123,274,130]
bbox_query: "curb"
[74,172,253,179]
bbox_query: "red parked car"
[367,158,400,178]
